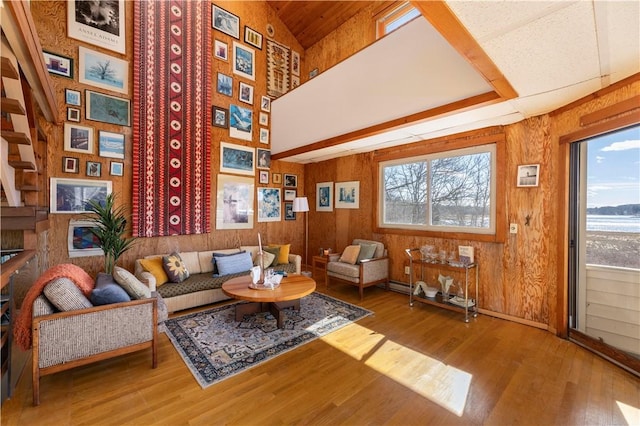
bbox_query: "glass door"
[568,125,640,373]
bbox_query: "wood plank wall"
[30,1,306,279]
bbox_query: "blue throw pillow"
[91,273,131,305]
[211,250,245,275]
[214,251,253,276]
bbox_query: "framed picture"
[43,51,73,78]
[110,161,124,176]
[259,170,269,184]
[260,95,271,112]
[64,122,94,154]
[259,128,269,144]
[50,177,112,214]
[78,46,129,94]
[216,174,254,230]
[67,219,104,258]
[67,0,126,54]
[62,156,79,174]
[220,142,254,176]
[65,89,81,106]
[86,90,130,126]
[291,75,300,89]
[284,189,296,201]
[86,161,102,177]
[212,5,240,39]
[233,41,255,81]
[244,26,262,50]
[257,187,281,222]
[257,148,270,169]
[214,39,228,61]
[284,202,295,221]
[316,181,333,212]
[335,181,360,209]
[67,107,81,122]
[259,112,269,126]
[212,106,229,128]
[272,173,282,184]
[291,50,300,76]
[284,174,297,188]
[239,81,254,105]
[229,104,252,141]
[98,130,125,159]
[217,72,233,97]
[517,164,540,187]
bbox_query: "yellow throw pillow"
[139,256,169,286]
[268,243,290,265]
[339,245,361,265]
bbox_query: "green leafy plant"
[86,193,137,274]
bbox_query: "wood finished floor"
[2,281,639,425]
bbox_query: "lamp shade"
[292,197,309,213]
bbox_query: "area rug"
[132,0,211,237]
[163,292,372,388]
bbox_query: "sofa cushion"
[327,261,361,279]
[254,250,276,268]
[139,256,169,286]
[268,243,290,265]
[211,250,245,275]
[178,251,201,275]
[353,239,385,258]
[91,273,131,305]
[43,277,93,311]
[240,245,260,262]
[113,266,152,299]
[163,252,190,283]
[357,243,377,263]
[214,251,253,275]
[32,295,56,317]
[340,245,361,265]
[263,246,280,267]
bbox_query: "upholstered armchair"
[325,239,389,300]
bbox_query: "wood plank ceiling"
[265,1,380,49]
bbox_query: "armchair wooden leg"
[359,286,364,301]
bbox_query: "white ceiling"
[271,1,640,163]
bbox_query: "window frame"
[375,2,421,39]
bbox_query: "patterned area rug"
[164,292,372,388]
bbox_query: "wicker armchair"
[31,297,158,405]
[325,239,389,300]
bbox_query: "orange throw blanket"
[13,263,94,351]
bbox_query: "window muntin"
[379,144,496,234]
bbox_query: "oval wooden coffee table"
[222,274,316,328]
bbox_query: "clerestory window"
[376,2,421,39]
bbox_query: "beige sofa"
[134,246,301,313]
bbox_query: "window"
[379,144,496,234]
[376,2,421,39]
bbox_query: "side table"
[312,255,329,280]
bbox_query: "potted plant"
[86,193,137,274]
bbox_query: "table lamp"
[292,197,311,276]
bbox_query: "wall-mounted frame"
[284,189,296,201]
[65,88,81,106]
[259,170,269,184]
[63,156,79,174]
[517,164,540,187]
[244,26,263,50]
[239,81,254,105]
[259,128,269,144]
[260,95,271,112]
[110,161,124,176]
[86,161,101,177]
[67,219,104,258]
[214,39,228,61]
[291,50,300,76]
[50,177,112,214]
[64,122,94,154]
[212,5,240,39]
[291,75,300,89]
[229,104,252,141]
[284,174,297,188]
[284,202,295,221]
[67,107,80,122]
[257,187,281,222]
[67,0,126,54]
[78,46,129,94]
[316,181,333,212]
[86,90,130,126]
[220,142,254,176]
[43,51,73,78]
[216,174,254,230]
[257,148,271,170]
[217,72,232,97]
[98,130,125,159]
[335,180,360,209]
[212,106,229,128]
[272,173,281,184]
[233,41,255,81]
[259,112,268,126]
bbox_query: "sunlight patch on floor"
[321,323,471,416]
[617,400,640,425]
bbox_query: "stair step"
[15,185,39,192]
[1,57,19,80]
[1,130,31,145]
[7,161,35,170]
[1,98,26,116]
